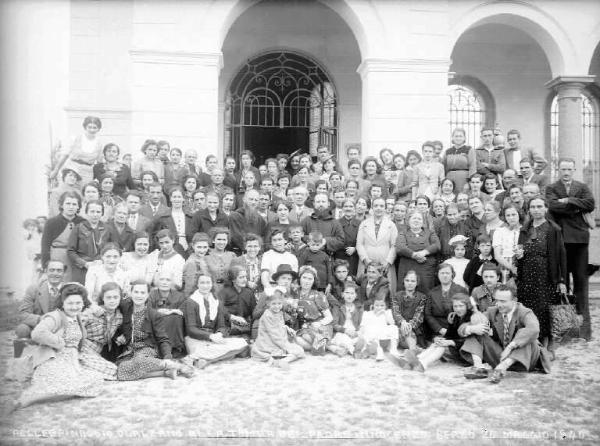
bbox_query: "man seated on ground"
[458,285,551,383]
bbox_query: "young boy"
[356,297,398,361]
[463,234,497,292]
[328,282,363,357]
[297,231,331,291]
[445,235,470,289]
[287,224,307,257]
[182,232,210,297]
[470,263,501,312]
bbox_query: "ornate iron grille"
[448,84,486,148]
[225,51,337,159]
[550,92,600,219]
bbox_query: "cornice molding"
[357,58,451,78]
[130,49,224,69]
[64,107,132,119]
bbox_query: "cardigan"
[41,214,85,267]
[183,296,229,340]
[217,285,256,325]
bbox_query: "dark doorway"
[243,127,309,165]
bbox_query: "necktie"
[565,183,570,195]
[502,314,510,346]
[128,213,136,229]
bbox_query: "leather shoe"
[464,367,489,380]
[489,369,505,384]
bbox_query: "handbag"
[550,292,581,339]
[582,212,596,230]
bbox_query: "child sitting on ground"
[445,235,470,289]
[355,297,398,361]
[182,232,210,297]
[297,231,331,291]
[251,290,305,370]
[328,282,363,357]
[463,233,497,292]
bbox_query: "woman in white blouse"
[85,243,130,303]
[492,204,521,283]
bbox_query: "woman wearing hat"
[48,168,82,218]
[251,264,298,339]
[50,116,104,186]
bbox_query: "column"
[546,76,595,180]
[357,58,451,157]
[129,50,223,162]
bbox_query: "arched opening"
[225,51,338,164]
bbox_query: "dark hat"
[271,264,298,282]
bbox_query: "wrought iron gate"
[225,51,337,159]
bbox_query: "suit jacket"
[289,205,313,223]
[521,173,549,194]
[128,213,152,233]
[140,202,171,220]
[424,283,468,335]
[102,220,136,252]
[358,276,391,309]
[546,180,595,244]
[19,279,61,327]
[459,303,539,349]
[152,211,195,257]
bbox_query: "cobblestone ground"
[0,306,598,446]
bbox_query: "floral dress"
[18,317,103,407]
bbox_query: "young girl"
[413,142,444,201]
[294,266,333,355]
[132,139,164,186]
[251,290,305,370]
[445,235,470,289]
[328,282,363,357]
[355,297,398,361]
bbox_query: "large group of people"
[11,116,596,409]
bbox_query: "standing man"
[546,158,596,340]
[519,158,548,195]
[505,129,548,174]
[475,127,506,177]
[301,193,345,255]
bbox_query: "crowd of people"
[10,116,596,409]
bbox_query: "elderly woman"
[15,283,104,409]
[424,262,468,340]
[205,226,237,296]
[116,280,192,380]
[148,273,187,358]
[218,265,256,339]
[356,197,398,290]
[51,116,103,185]
[396,212,441,293]
[183,273,249,369]
[93,143,135,198]
[67,200,107,284]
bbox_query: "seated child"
[182,232,210,297]
[463,234,497,292]
[404,293,473,372]
[287,225,307,257]
[325,259,355,308]
[297,231,331,291]
[251,290,305,370]
[355,297,398,361]
[445,235,470,289]
[328,282,363,357]
[391,270,427,353]
[470,263,501,313]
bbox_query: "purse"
[550,292,581,339]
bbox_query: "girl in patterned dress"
[16,283,104,409]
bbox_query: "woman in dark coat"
[396,212,441,293]
[217,265,256,339]
[515,196,567,355]
[93,143,135,198]
[333,199,360,276]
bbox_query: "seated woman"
[218,265,256,339]
[80,282,126,378]
[120,231,154,284]
[251,289,305,370]
[357,261,391,310]
[405,293,473,372]
[425,263,467,340]
[328,281,364,357]
[148,273,187,358]
[391,270,427,356]
[15,283,104,409]
[182,232,210,297]
[85,243,130,303]
[230,233,263,292]
[293,266,333,355]
[205,226,237,296]
[183,273,249,369]
[148,229,185,289]
[116,280,192,380]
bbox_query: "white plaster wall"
[219,0,362,161]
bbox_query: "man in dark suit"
[139,183,171,220]
[459,285,551,383]
[125,191,152,233]
[15,260,65,338]
[546,158,596,340]
[519,158,548,195]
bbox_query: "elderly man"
[546,158,596,341]
[459,285,551,383]
[202,168,234,200]
[289,186,313,222]
[228,189,268,254]
[504,129,547,174]
[301,193,345,254]
[15,260,66,339]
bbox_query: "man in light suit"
[289,186,313,222]
[546,158,596,341]
[504,129,548,174]
[15,260,66,338]
[125,191,152,233]
[459,285,551,383]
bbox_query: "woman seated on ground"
[293,266,333,355]
[85,243,130,303]
[328,281,364,357]
[251,289,305,369]
[358,261,391,310]
[183,273,249,369]
[425,262,467,340]
[148,272,187,358]
[116,280,192,380]
[80,282,126,377]
[404,293,473,372]
[15,283,104,409]
[391,270,427,358]
[119,231,154,284]
[218,265,256,339]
